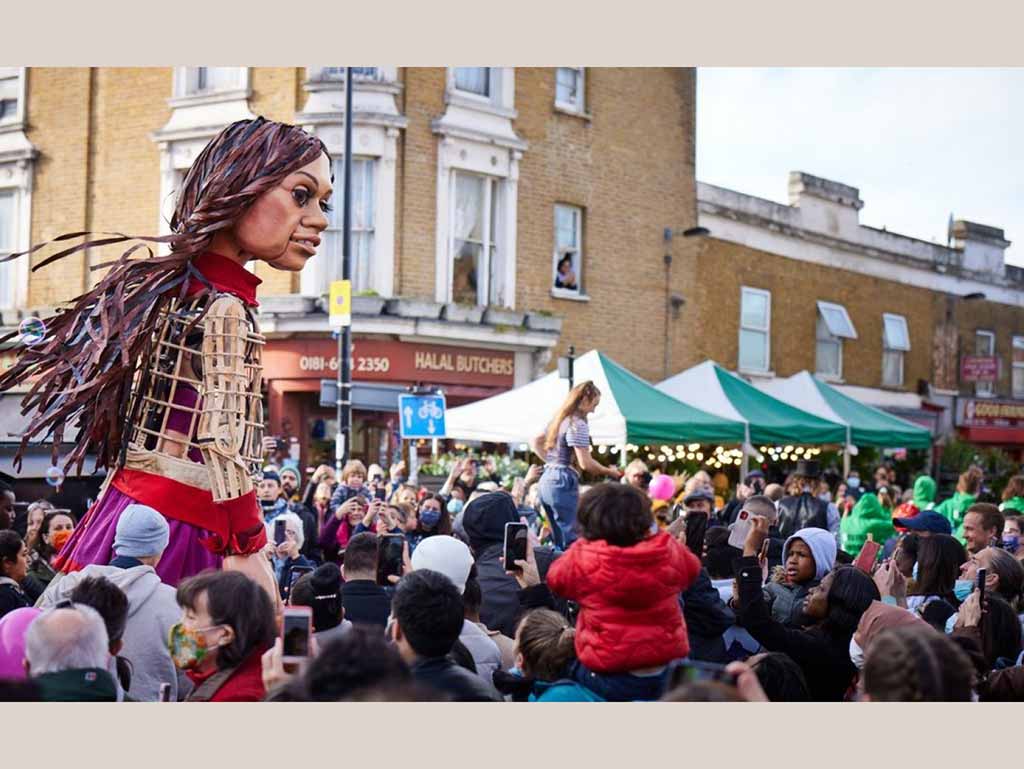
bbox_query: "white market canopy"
[444,350,745,446]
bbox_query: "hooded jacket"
[546,532,701,673]
[762,528,836,627]
[913,476,937,510]
[840,493,896,557]
[37,564,189,702]
[934,491,977,540]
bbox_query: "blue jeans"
[538,465,579,548]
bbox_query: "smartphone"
[274,518,287,546]
[728,509,753,550]
[668,660,738,690]
[158,682,172,702]
[286,565,315,597]
[376,533,405,586]
[504,521,529,572]
[854,540,882,574]
[374,485,387,502]
[976,567,987,608]
[281,606,313,663]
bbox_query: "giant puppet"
[0,118,332,591]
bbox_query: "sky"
[696,68,1024,265]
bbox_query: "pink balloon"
[648,473,677,501]
[0,607,41,680]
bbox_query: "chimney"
[787,171,863,240]
[952,219,1010,276]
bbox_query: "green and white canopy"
[444,350,746,446]
[756,371,932,449]
[657,361,848,446]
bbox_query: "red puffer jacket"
[546,532,701,673]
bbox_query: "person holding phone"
[734,516,879,701]
[263,512,315,600]
[531,381,621,548]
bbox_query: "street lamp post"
[335,67,354,472]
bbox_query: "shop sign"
[264,338,515,387]
[960,356,998,382]
[957,398,1024,428]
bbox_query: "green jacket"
[34,667,118,702]
[934,491,977,542]
[840,493,895,558]
[1001,496,1024,514]
[912,476,937,510]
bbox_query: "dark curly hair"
[576,483,653,547]
[820,566,880,642]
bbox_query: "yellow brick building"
[0,66,700,470]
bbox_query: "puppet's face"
[231,153,332,272]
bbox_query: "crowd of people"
[1,381,1024,702]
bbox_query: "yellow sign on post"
[329,280,352,328]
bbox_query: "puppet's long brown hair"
[0,117,330,475]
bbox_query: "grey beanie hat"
[113,504,170,558]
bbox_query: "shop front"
[955,397,1024,462]
[262,337,519,469]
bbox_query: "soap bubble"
[19,317,46,346]
[45,465,65,488]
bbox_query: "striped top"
[545,416,591,466]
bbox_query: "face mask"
[1003,535,1020,552]
[50,529,73,552]
[953,579,974,603]
[420,509,441,528]
[849,637,866,670]
[260,498,278,512]
[847,477,860,489]
[819,492,832,503]
[168,623,224,671]
[447,499,464,515]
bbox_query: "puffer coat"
[546,531,700,673]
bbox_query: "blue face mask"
[447,498,464,515]
[847,477,860,490]
[420,509,441,528]
[1003,535,1020,552]
[954,579,974,602]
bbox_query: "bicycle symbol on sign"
[418,400,444,421]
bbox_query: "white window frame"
[452,67,494,100]
[0,67,27,129]
[448,170,508,307]
[307,67,380,83]
[1013,336,1024,399]
[170,67,250,106]
[816,300,858,340]
[738,286,771,374]
[816,313,844,380]
[444,67,516,117]
[303,155,377,296]
[975,329,996,397]
[882,313,910,388]
[555,67,586,114]
[552,204,584,299]
[0,67,35,310]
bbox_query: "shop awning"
[444,350,746,446]
[657,361,848,446]
[755,371,932,449]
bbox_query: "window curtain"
[454,68,489,96]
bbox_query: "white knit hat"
[410,535,474,594]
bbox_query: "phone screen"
[854,540,882,574]
[977,567,987,606]
[287,566,314,594]
[377,534,405,585]
[274,518,287,546]
[281,610,311,658]
[158,683,171,702]
[374,486,387,502]
[669,660,737,689]
[504,522,529,571]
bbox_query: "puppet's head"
[170,117,332,272]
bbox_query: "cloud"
[697,68,1023,263]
